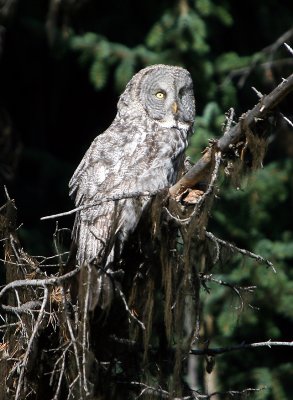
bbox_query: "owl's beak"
[171,102,178,114]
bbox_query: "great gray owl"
[69,64,195,310]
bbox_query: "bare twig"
[0,322,20,330]
[205,230,220,264]
[41,189,164,220]
[251,86,263,98]
[50,343,71,399]
[60,286,83,398]
[15,286,49,400]
[263,28,293,55]
[117,287,145,330]
[223,108,235,133]
[192,387,265,399]
[280,112,293,127]
[225,28,293,86]
[0,267,81,300]
[127,381,169,399]
[200,274,256,311]
[68,375,81,400]
[82,263,91,396]
[53,350,66,400]
[284,42,293,56]
[205,231,276,272]
[1,300,42,315]
[0,252,69,268]
[201,275,256,295]
[190,340,293,356]
[125,381,264,399]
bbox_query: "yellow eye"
[155,91,165,99]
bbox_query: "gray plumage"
[69,64,195,310]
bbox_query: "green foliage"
[68,1,234,96]
[194,0,233,25]
[252,367,291,400]
[89,59,109,89]
[215,52,258,75]
[213,160,293,243]
[202,158,293,396]
[70,33,139,90]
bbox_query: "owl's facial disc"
[138,67,195,130]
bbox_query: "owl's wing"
[69,126,128,310]
[69,125,124,263]
[69,131,115,204]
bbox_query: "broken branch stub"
[169,147,213,197]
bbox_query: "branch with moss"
[169,72,293,197]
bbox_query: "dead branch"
[57,285,83,398]
[280,112,293,127]
[15,286,49,400]
[201,274,256,295]
[225,29,293,86]
[190,340,293,357]
[81,263,92,396]
[205,231,276,272]
[1,300,42,314]
[0,266,81,301]
[165,151,221,225]
[117,286,146,330]
[50,343,69,400]
[285,42,293,56]
[200,273,256,311]
[125,381,264,399]
[169,72,293,197]
[192,387,265,399]
[125,381,170,399]
[41,188,164,221]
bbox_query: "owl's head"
[118,65,195,131]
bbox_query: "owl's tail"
[73,202,123,311]
[79,261,115,311]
